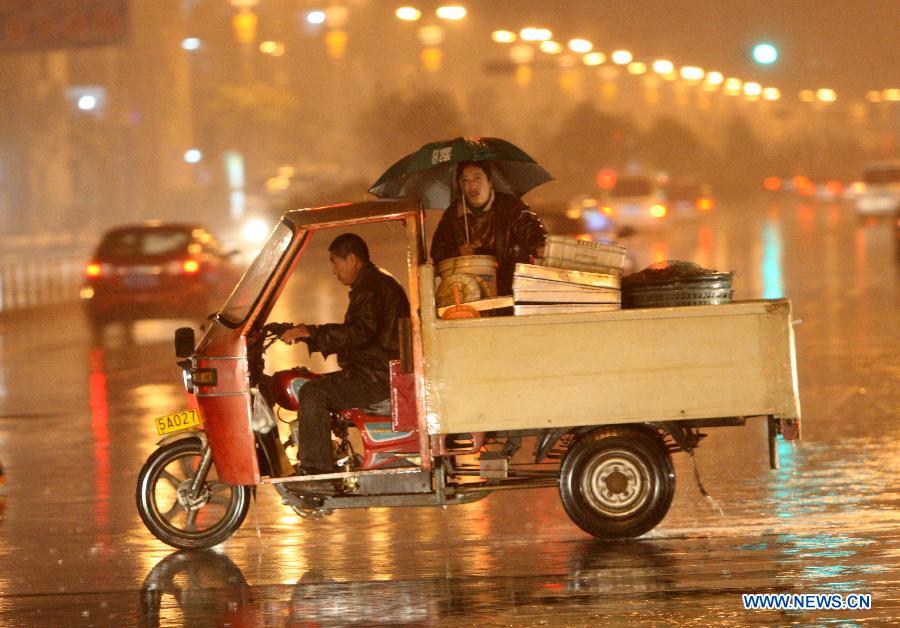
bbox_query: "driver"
[279,233,409,477]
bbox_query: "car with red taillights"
[80,222,240,333]
[603,174,670,231]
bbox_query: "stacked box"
[538,235,627,275]
[512,263,621,315]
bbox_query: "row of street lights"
[213,2,899,105]
[487,26,821,104]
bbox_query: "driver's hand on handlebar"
[280,324,311,345]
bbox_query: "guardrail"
[0,255,85,313]
[0,232,93,314]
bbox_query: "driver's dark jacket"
[303,262,409,386]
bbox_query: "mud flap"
[768,417,801,470]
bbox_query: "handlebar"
[247,321,294,384]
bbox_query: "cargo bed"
[419,265,801,435]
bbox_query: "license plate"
[154,409,201,435]
[123,274,159,289]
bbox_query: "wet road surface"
[0,196,897,625]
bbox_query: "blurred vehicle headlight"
[649,204,668,218]
[242,218,270,244]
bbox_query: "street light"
[181,37,201,51]
[723,78,743,95]
[539,40,562,54]
[611,50,632,65]
[259,40,285,56]
[492,30,516,43]
[306,10,326,25]
[77,95,97,111]
[395,7,422,21]
[752,42,778,65]
[652,59,674,75]
[743,82,762,98]
[435,5,466,20]
[627,61,647,75]
[418,24,444,73]
[184,149,202,164]
[568,38,592,53]
[520,27,552,42]
[582,52,605,66]
[680,66,704,82]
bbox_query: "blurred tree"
[717,115,769,194]
[543,102,636,195]
[356,88,465,169]
[638,116,708,179]
[770,132,867,182]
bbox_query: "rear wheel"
[559,427,675,539]
[136,437,251,549]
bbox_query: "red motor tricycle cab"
[190,201,432,486]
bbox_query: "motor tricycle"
[136,199,801,550]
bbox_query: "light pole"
[394,4,467,74]
[229,0,258,82]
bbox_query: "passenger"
[279,233,409,477]
[430,161,547,296]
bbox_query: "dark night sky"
[477,0,899,97]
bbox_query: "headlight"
[181,367,195,394]
[241,218,270,244]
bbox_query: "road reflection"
[140,540,686,625]
[761,214,784,298]
[140,550,253,628]
[139,529,899,626]
[88,348,110,532]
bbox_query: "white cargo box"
[539,235,627,274]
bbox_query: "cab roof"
[283,198,421,230]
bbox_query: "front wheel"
[136,437,251,549]
[559,427,675,539]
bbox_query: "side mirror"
[174,327,196,358]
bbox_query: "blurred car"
[856,159,900,216]
[603,174,669,231]
[665,180,715,217]
[80,222,240,333]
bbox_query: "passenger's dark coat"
[430,191,547,295]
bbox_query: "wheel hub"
[176,480,210,511]
[604,469,631,495]
[582,452,650,517]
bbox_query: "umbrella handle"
[461,191,470,244]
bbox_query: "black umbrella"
[368,136,554,210]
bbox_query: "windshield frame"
[218,220,300,327]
